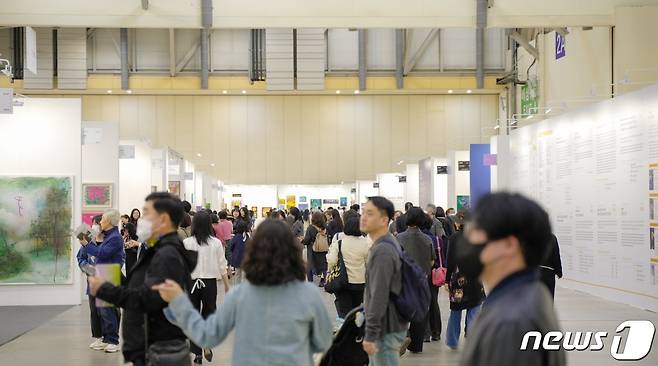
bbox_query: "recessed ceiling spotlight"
[241,90,247,94]
[210,163,215,167]
[545,108,552,114]
[397,160,404,165]
[466,89,472,94]
[526,115,534,120]
[494,125,500,130]
[447,89,453,94]
[336,90,341,94]
[126,90,132,94]
[354,90,360,94]
[222,90,227,94]
[197,153,202,157]
[107,90,112,94]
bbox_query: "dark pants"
[99,306,120,345]
[426,277,442,339]
[540,269,556,301]
[334,283,365,319]
[88,295,102,338]
[132,359,145,366]
[408,310,429,353]
[189,278,218,356]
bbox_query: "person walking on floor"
[289,207,305,240]
[153,219,333,366]
[420,214,443,342]
[183,210,231,364]
[326,211,370,326]
[360,197,410,366]
[80,209,126,354]
[425,204,446,239]
[88,192,197,366]
[302,211,330,286]
[228,219,249,285]
[77,214,104,350]
[395,207,435,354]
[394,202,414,235]
[444,229,484,350]
[326,209,344,245]
[539,234,563,300]
[455,192,566,366]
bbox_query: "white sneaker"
[104,344,120,353]
[89,339,103,349]
[92,341,109,351]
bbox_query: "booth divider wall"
[119,140,153,215]
[501,84,658,312]
[0,98,83,306]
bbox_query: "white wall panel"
[23,27,53,89]
[57,28,87,89]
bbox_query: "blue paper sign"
[555,32,566,60]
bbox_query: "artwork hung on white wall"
[82,183,113,211]
[0,176,74,284]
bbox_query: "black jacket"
[96,232,198,362]
[539,235,563,281]
[445,232,484,311]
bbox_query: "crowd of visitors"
[78,192,563,366]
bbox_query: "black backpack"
[381,239,431,323]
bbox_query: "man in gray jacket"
[360,196,410,366]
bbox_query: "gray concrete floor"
[0,285,656,365]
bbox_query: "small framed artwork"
[262,207,272,217]
[82,212,103,226]
[82,183,113,210]
[168,181,181,197]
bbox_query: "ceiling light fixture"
[466,89,472,94]
[354,90,360,94]
[126,90,132,94]
[494,125,500,130]
[241,90,247,94]
[526,115,534,120]
[336,90,341,94]
[106,90,112,94]
[197,153,202,157]
[397,160,404,165]
[222,90,227,94]
[447,89,453,94]
[210,163,215,167]
[545,108,552,114]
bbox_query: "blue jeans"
[369,331,406,366]
[99,306,120,345]
[446,305,480,348]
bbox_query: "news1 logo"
[521,320,656,361]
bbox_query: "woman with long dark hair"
[129,208,141,226]
[326,208,344,244]
[182,210,230,364]
[154,219,332,366]
[301,212,329,286]
[289,207,304,239]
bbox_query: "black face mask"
[455,234,490,279]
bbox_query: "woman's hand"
[152,279,184,303]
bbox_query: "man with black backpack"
[362,196,432,366]
[88,192,197,366]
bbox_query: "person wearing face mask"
[76,214,104,350]
[455,192,566,366]
[80,209,126,353]
[87,192,198,366]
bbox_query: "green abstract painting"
[0,177,73,284]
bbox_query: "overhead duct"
[201,0,213,28]
[200,29,209,89]
[395,29,404,89]
[358,29,366,91]
[476,0,487,89]
[120,28,128,90]
[200,0,212,89]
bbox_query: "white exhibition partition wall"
[81,121,119,299]
[501,84,658,312]
[0,98,83,306]
[447,150,470,210]
[278,184,354,211]
[356,181,379,208]
[118,140,152,215]
[377,173,405,211]
[404,163,420,206]
[183,160,195,204]
[489,135,510,192]
[222,185,278,214]
[150,148,166,193]
[432,158,449,210]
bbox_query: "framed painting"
[82,183,113,210]
[168,181,181,197]
[82,212,103,226]
[261,207,272,217]
[0,176,74,284]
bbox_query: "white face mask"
[90,224,101,237]
[136,218,153,242]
